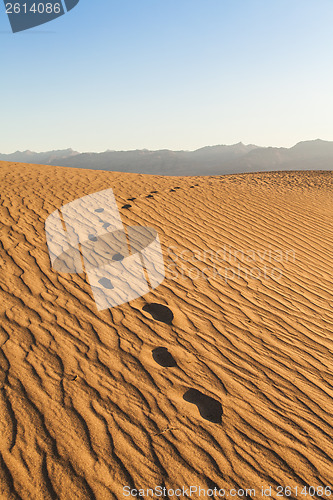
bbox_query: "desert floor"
[0,162,332,499]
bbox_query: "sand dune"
[0,162,332,499]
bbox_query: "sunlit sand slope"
[0,162,332,499]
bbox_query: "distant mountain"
[0,148,79,166]
[1,140,332,175]
[238,139,333,173]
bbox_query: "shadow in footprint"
[151,190,158,194]
[112,253,124,261]
[143,303,174,325]
[98,278,114,290]
[170,189,176,192]
[122,204,132,209]
[183,389,222,423]
[152,347,177,367]
[127,197,136,201]
[146,194,154,198]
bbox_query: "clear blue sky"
[1,0,333,153]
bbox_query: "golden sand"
[0,162,332,499]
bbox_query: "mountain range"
[1,139,333,175]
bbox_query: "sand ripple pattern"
[0,162,332,499]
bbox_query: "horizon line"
[0,138,331,156]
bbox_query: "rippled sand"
[0,162,332,499]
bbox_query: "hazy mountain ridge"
[0,148,80,165]
[1,140,332,175]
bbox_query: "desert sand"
[0,162,332,499]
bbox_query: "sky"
[1,0,333,153]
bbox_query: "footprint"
[152,347,177,367]
[151,190,158,194]
[127,197,136,201]
[173,187,181,190]
[98,278,114,289]
[112,253,124,261]
[122,204,132,209]
[102,222,111,229]
[183,389,222,423]
[190,185,195,188]
[94,208,104,213]
[88,234,98,242]
[146,194,154,199]
[142,303,174,325]
[170,189,176,193]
